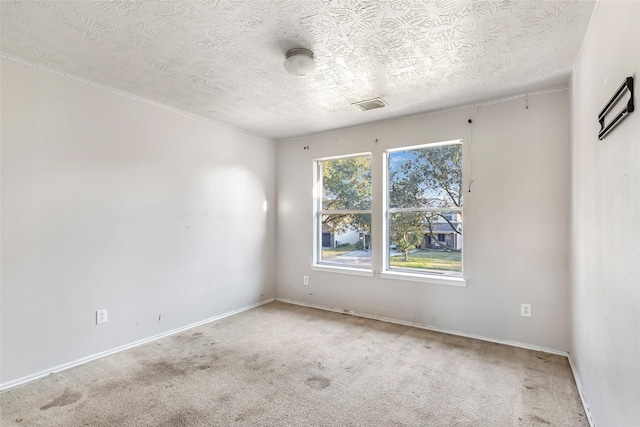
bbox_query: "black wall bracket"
[598,76,634,140]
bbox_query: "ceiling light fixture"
[284,48,316,77]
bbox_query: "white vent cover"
[352,97,387,111]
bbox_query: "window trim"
[312,152,373,273]
[310,264,375,277]
[382,140,464,282]
[379,270,467,286]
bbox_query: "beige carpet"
[1,301,587,426]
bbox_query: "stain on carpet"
[153,361,184,374]
[158,408,202,427]
[39,388,82,410]
[216,392,234,404]
[530,415,551,424]
[525,366,546,374]
[244,353,272,370]
[305,375,331,390]
[135,361,186,385]
[523,377,541,391]
[235,406,265,422]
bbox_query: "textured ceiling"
[1,1,595,140]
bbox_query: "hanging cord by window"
[467,106,480,192]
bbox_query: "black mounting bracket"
[598,76,634,140]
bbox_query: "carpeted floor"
[1,301,588,426]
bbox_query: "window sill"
[310,264,374,277]
[379,271,467,287]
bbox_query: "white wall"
[0,58,276,385]
[276,90,571,352]
[570,2,640,425]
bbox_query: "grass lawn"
[390,249,461,272]
[322,244,357,259]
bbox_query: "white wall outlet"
[521,303,531,317]
[96,309,108,325]
[303,275,309,285]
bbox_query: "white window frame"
[381,140,466,287]
[311,152,374,276]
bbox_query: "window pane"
[321,156,371,210]
[388,144,462,209]
[321,214,371,268]
[388,211,462,275]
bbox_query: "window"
[384,140,463,279]
[313,153,372,272]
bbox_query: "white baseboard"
[276,297,569,357]
[568,355,596,427]
[0,298,275,391]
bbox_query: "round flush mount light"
[283,48,316,77]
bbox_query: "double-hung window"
[383,140,464,284]
[313,153,372,274]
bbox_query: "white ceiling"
[1,1,595,140]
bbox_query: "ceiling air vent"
[352,97,387,111]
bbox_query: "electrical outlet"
[96,309,108,325]
[303,275,309,285]
[521,304,531,317]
